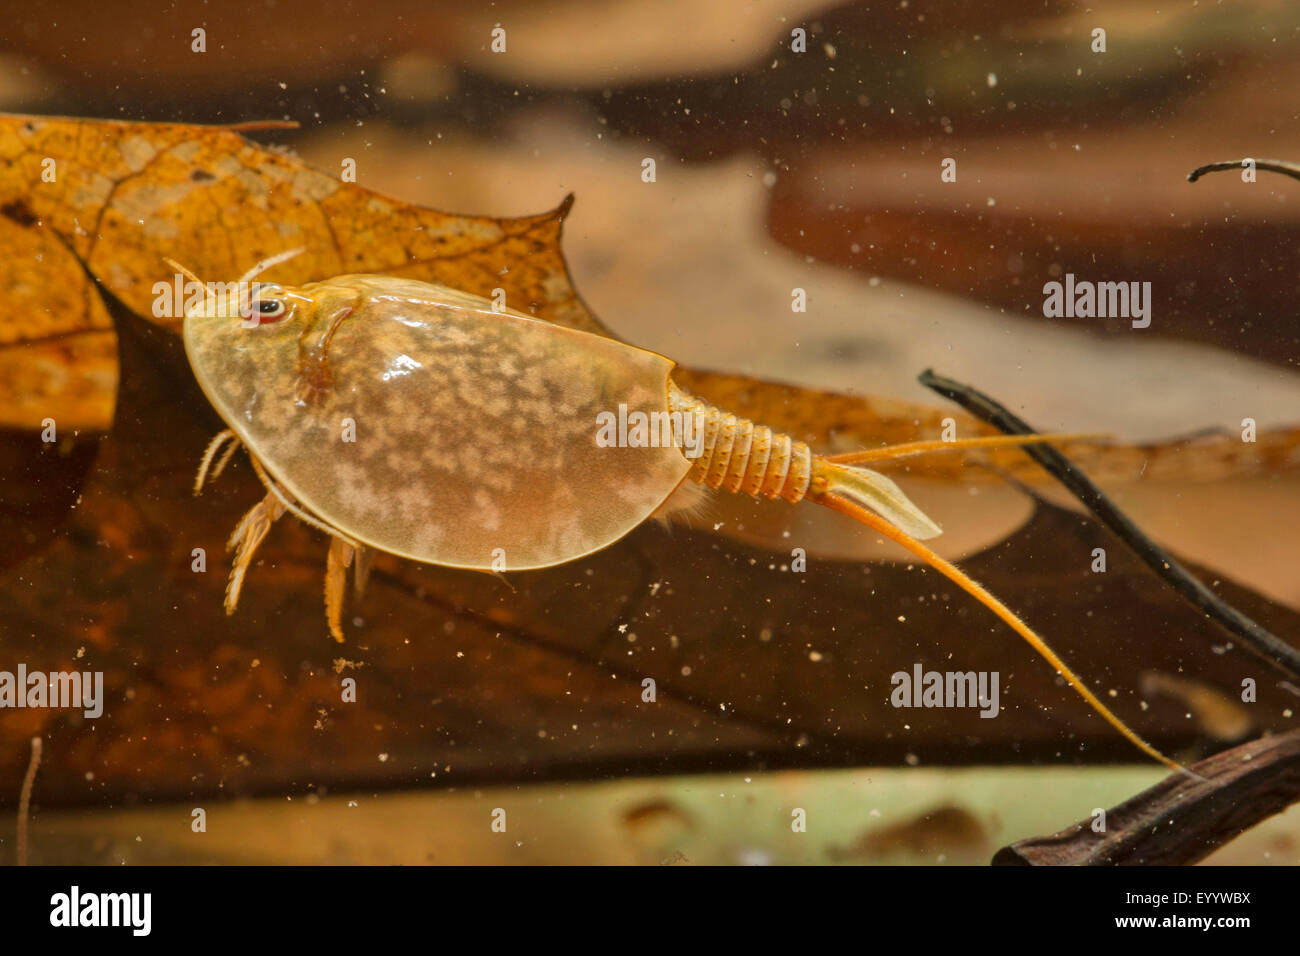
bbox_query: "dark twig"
[1188,158,1300,183]
[918,369,1300,682]
[16,736,41,867]
[993,728,1300,865]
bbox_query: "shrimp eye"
[250,297,287,323]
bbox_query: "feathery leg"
[225,492,286,615]
[210,433,243,483]
[246,454,361,549]
[194,429,238,495]
[228,450,368,642]
[324,535,355,643]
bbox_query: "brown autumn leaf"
[8,107,1298,629]
[3,112,1296,488]
[1,113,1299,808]
[3,289,1299,809]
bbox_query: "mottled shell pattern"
[183,275,692,571]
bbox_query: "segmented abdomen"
[667,382,813,503]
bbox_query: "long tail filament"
[670,381,1191,774]
[815,490,1185,774]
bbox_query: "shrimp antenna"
[237,246,306,286]
[162,256,217,316]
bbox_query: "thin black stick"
[918,368,1300,682]
[1188,158,1300,183]
[994,728,1300,865]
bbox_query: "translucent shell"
[183,276,692,571]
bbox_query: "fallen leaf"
[2,113,1299,807]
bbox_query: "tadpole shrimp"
[171,249,1190,775]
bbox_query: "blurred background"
[1,0,1299,864]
